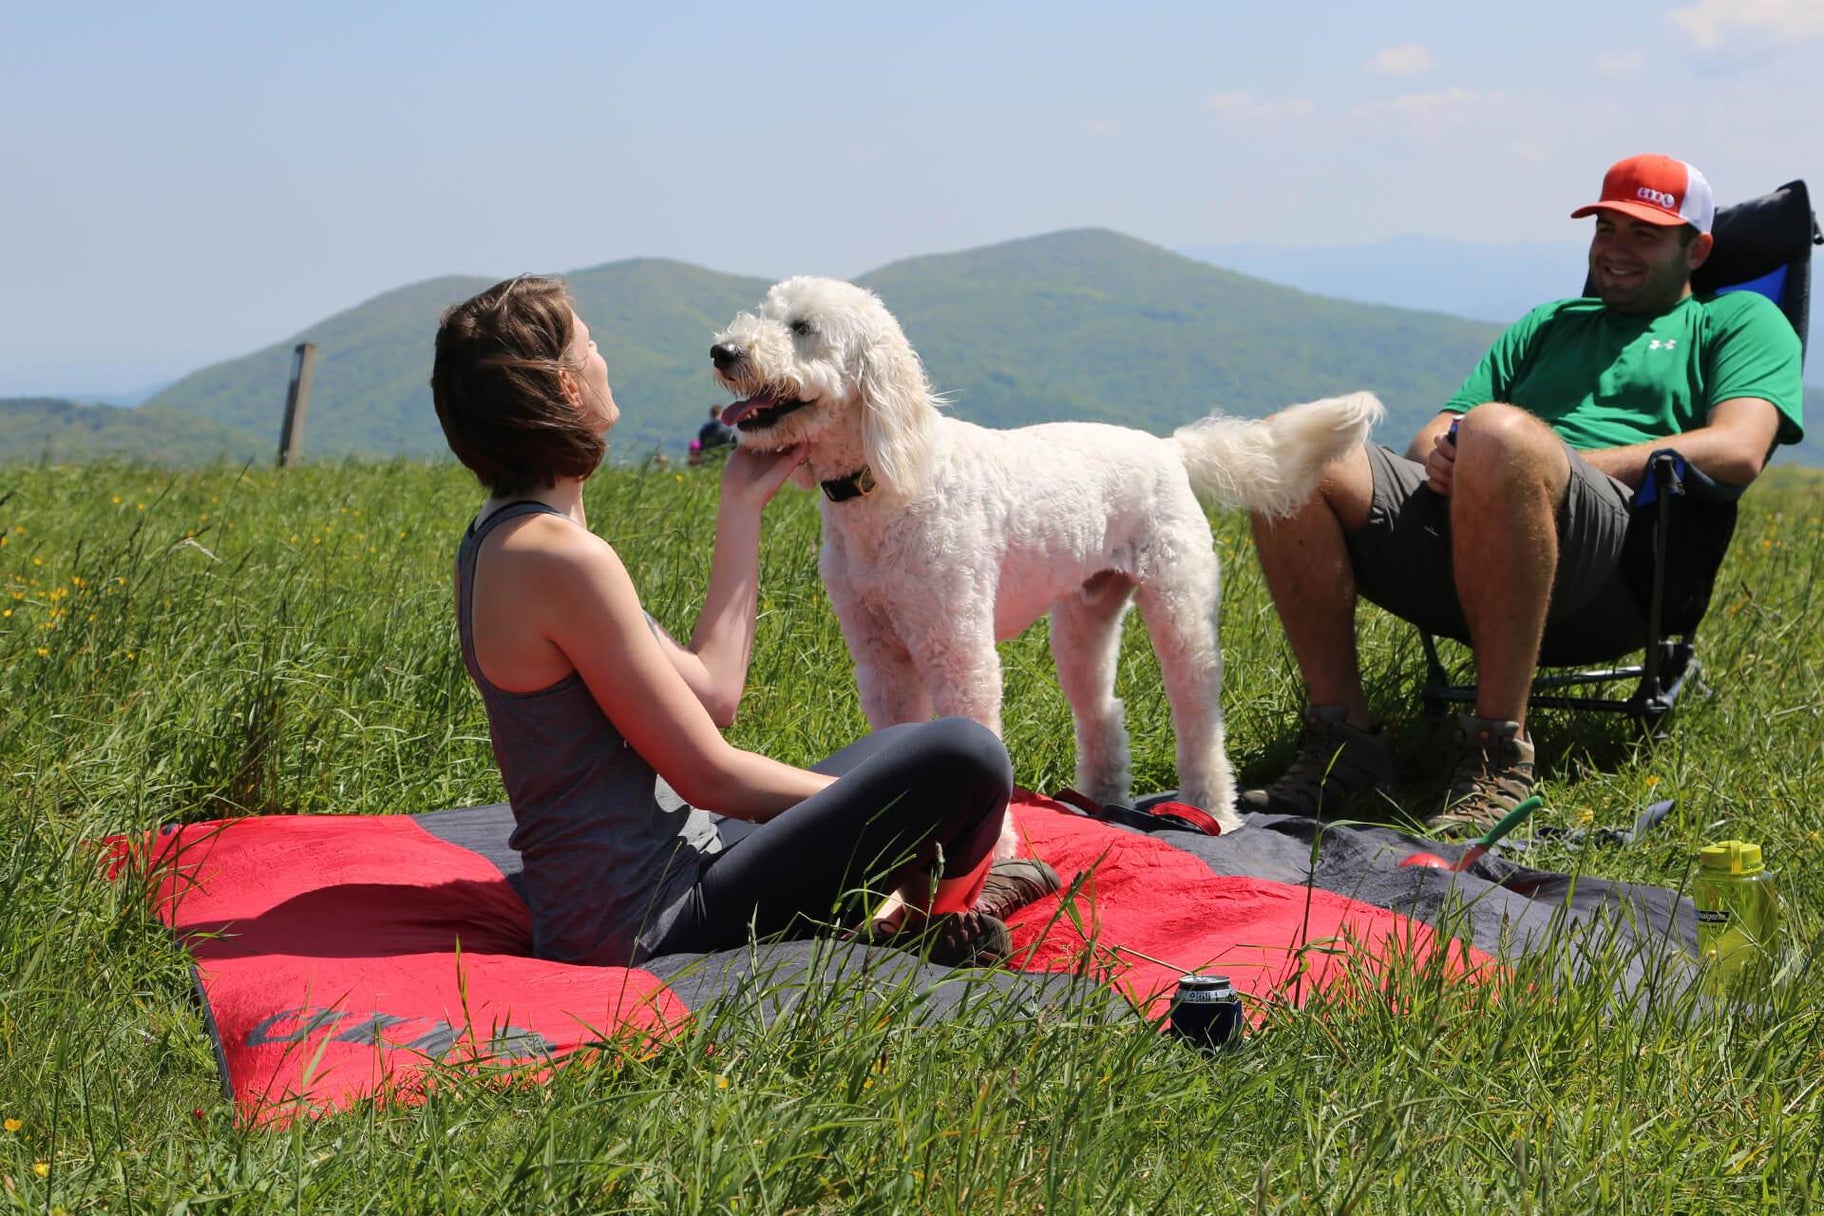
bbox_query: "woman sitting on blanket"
[431,275,1058,970]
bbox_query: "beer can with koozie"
[1168,973,1243,1052]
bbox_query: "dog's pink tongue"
[718,399,777,428]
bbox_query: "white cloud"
[1513,138,1552,165]
[1350,87,1502,140]
[1204,91,1315,120]
[1594,49,1646,73]
[1668,0,1824,49]
[1365,43,1437,76]
[1085,119,1117,136]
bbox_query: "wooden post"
[277,342,318,467]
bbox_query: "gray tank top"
[456,501,718,966]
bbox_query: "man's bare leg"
[1448,404,1572,730]
[1249,444,1376,728]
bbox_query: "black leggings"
[651,718,1012,954]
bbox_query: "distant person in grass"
[697,404,737,460]
[1242,154,1805,834]
[430,275,1058,970]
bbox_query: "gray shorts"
[1346,442,1648,660]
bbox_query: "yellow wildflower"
[33,1163,47,1178]
[715,1075,730,1089]
[3,1117,19,1132]
[36,648,49,658]
[112,495,121,504]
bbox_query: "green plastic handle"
[1475,795,1544,848]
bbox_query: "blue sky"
[3,0,1820,396]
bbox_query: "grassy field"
[1,458,1821,1213]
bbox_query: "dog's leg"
[1131,548,1242,832]
[1049,571,1135,808]
[899,603,1021,863]
[854,634,934,729]
[902,606,1004,736]
[831,589,934,728]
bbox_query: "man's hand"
[1404,412,1461,495]
[1425,423,1458,497]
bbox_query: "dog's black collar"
[820,466,877,502]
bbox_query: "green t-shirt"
[1443,292,1805,450]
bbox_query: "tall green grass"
[1,460,1820,1212]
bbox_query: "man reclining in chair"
[1242,153,1806,835]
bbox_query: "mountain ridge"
[3,226,1809,465]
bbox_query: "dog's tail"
[1170,391,1384,519]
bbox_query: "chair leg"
[1420,632,1451,716]
[1626,641,1698,733]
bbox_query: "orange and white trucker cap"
[1571,154,1714,234]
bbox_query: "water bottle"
[1693,840,1780,990]
[1168,974,1243,1052]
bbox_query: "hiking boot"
[925,911,1012,969]
[1239,705,1396,817]
[974,858,1062,922]
[1426,715,1536,838]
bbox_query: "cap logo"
[1636,186,1678,209]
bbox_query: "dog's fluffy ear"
[858,326,940,494]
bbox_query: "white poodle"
[710,276,1381,841]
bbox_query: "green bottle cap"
[1698,840,1764,875]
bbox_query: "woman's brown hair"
[431,275,606,497]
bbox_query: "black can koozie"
[1168,973,1243,1052]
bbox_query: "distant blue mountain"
[75,380,173,407]
[1182,235,1819,385]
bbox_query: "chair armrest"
[1631,449,1749,510]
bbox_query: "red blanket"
[115,796,1488,1123]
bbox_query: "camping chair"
[1420,179,1818,729]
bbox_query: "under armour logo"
[1648,339,1678,351]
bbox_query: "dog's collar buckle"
[820,466,877,502]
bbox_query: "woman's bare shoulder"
[484,511,619,575]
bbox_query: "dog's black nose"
[710,343,743,370]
